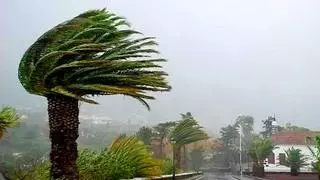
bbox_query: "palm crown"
[18,9,170,109]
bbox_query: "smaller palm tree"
[0,106,21,139]
[169,112,208,169]
[249,136,274,177]
[285,147,308,176]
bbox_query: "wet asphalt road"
[202,172,236,180]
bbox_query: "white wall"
[272,144,316,169]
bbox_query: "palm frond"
[169,113,208,146]
[0,106,21,139]
[18,9,170,109]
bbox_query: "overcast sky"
[2,0,320,134]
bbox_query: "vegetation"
[153,121,176,158]
[249,136,274,177]
[18,8,170,179]
[284,147,308,176]
[161,158,179,175]
[308,136,320,179]
[279,123,310,132]
[217,115,255,168]
[0,106,20,139]
[169,112,208,169]
[136,126,154,146]
[260,116,276,138]
[12,136,162,180]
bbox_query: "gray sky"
[2,0,320,134]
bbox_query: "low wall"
[132,172,203,180]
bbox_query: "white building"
[265,131,319,172]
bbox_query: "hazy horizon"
[2,0,320,134]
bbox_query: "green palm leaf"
[0,106,21,139]
[18,9,170,109]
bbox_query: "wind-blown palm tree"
[169,113,208,169]
[18,9,170,179]
[0,106,20,139]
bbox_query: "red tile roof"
[271,131,315,145]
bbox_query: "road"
[202,172,259,180]
[202,172,236,180]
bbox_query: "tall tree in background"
[219,125,239,164]
[235,115,254,136]
[235,115,254,163]
[18,9,171,179]
[260,116,275,138]
[153,121,176,158]
[0,106,20,139]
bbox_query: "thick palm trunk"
[47,95,79,180]
[176,146,182,169]
[159,138,164,158]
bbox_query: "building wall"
[272,144,316,168]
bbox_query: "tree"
[260,116,276,138]
[235,115,255,164]
[235,115,254,136]
[219,125,239,165]
[136,126,154,146]
[249,136,274,177]
[153,121,176,158]
[169,113,208,169]
[0,106,20,139]
[285,147,308,176]
[18,9,170,179]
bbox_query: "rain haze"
[2,0,320,134]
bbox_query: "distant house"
[265,131,320,172]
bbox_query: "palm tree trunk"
[176,146,182,169]
[183,145,187,170]
[159,137,164,158]
[47,95,79,180]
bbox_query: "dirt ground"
[264,174,318,180]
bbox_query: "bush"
[11,136,162,180]
[161,158,182,175]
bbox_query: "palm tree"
[18,9,170,179]
[285,147,308,176]
[169,113,208,169]
[248,136,274,177]
[0,106,20,139]
[153,121,176,158]
[308,136,320,180]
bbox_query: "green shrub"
[11,136,162,180]
[162,158,175,175]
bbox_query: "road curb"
[232,175,268,180]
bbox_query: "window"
[306,136,313,144]
[279,153,286,165]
